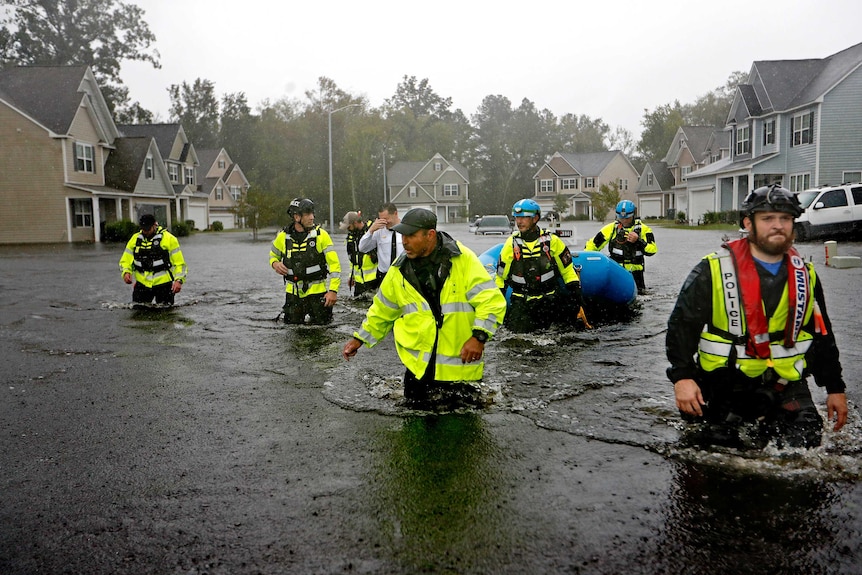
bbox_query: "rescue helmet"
[615,200,636,219]
[512,198,541,218]
[740,184,803,223]
[287,197,315,217]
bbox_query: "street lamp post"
[328,103,360,234]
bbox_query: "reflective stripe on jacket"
[355,236,506,382]
[697,251,816,380]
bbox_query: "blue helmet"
[512,198,541,218]
[615,200,636,219]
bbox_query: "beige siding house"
[196,148,250,230]
[386,153,470,223]
[0,66,175,243]
[532,151,639,219]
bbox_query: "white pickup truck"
[794,183,862,241]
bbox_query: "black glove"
[565,281,583,307]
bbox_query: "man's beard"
[749,225,794,256]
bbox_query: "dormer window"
[145,156,154,179]
[434,162,442,171]
[184,166,195,185]
[74,142,95,173]
[736,126,750,155]
[763,119,775,146]
[168,163,179,183]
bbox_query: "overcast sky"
[122,0,862,141]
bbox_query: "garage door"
[689,190,714,224]
[639,199,662,219]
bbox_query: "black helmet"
[740,184,803,224]
[288,198,315,217]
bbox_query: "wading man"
[342,208,507,407]
[666,184,847,448]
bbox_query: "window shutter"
[808,112,815,144]
[790,117,795,147]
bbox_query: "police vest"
[697,250,816,381]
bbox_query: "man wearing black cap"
[342,208,507,406]
[119,213,187,306]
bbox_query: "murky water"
[3,223,862,573]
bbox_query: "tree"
[592,181,621,222]
[637,101,686,162]
[168,78,220,150]
[0,0,160,115]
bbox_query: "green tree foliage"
[592,181,621,222]
[168,78,220,150]
[0,0,160,116]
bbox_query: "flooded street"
[2,222,861,574]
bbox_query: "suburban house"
[531,151,639,218]
[680,40,862,224]
[0,65,178,243]
[386,153,470,223]
[118,123,200,230]
[196,148,250,230]
[636,126,729,219]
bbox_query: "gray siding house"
[682,41,862,223]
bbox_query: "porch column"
[91,196,102,243]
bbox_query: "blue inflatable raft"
[478,243,637,307]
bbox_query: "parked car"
[474,214,513,235]
[793,183,862,241]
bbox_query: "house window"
[735,126,750,155]
[409,186,417,197]
[443,183,459,196]
[540,179,554,193]
[74,142,95,173]
[230,186,241,201]
[619,178,629,191]
[561,178,578,190]
[71,199,93,227]
[434,162,442,171]
[711,153,721,163]
[145,157,154,179]
[218,159,226,169]
[681,166,692,180]
[215,187,223,200]
[647,173,654,186]
[791,112,813,146]
[763,119,775,146]
[168,163,179,183]
[789,173,811,192]
[842,171,861,184]
[584,178,595,188]
[184,167,195,185]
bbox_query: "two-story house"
[0,65,176,243]
[682,41,862,223]
[196,148,250,230]
[532,151,639,218]
[386,153,470,223]
[118,123,200,229]
[637,126,728,219]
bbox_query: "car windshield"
[796,190,819,208]
[481,216,509,226]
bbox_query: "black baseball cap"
[139,214,156,229]
[392,208,437,235]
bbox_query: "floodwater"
[1,222,861,574]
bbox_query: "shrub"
[104,219,138,242]
[675,211,686,224]
[184,219,196,231]
[211,221,224,232]
[172,221,191,237]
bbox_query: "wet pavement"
[1,223,861,574]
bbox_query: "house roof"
[746,41,862,115]
[647,161,675,190]
[118,123,184,160]
[663,126,718,165]
[388,155,469,187]
[0,65,93,134]
[104,137,151,192]
[556,151,622,176]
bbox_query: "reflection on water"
[365,414,515,572]
[647,460,853,575]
